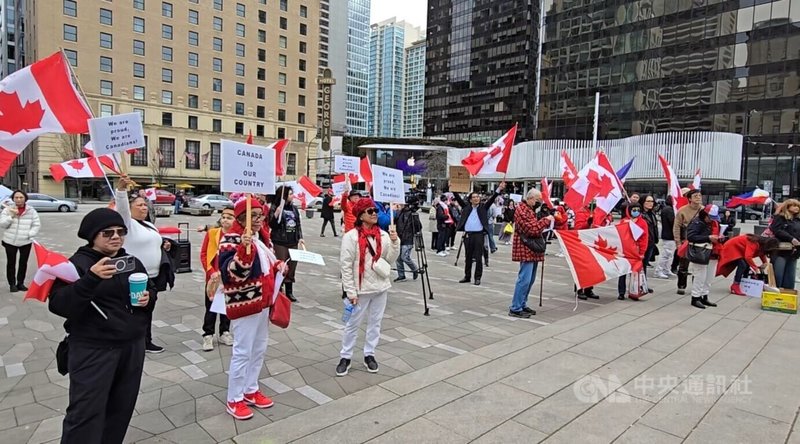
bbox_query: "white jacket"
[0,206,40,247]
[341,228,400,297]
[115,191,163,277]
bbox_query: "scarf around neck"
[356,223,382,287]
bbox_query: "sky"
[370,0,427,29]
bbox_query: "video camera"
[404,190,424,211]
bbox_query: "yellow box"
[761,289,798,314]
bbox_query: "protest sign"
[220,139,276,194]
[289,249,326,266]
[372,165,404,203]
[334,155,360,174]
[87,112,146,156]
[510,193,523,203]
[449,165,471,193]
[331,175,347,195]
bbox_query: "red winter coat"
[715,234,764,277]
[512,202,552,262]
[554,206,568,231]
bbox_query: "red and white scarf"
[356,224,382,287]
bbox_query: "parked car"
[726,207,764,221]
[154,190,176,205]
[26,193,78,212]
[188,194,234,210]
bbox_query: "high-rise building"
[8,0,320,198]
[537,0,800,195]
[403,39,426,138]
[424,0,540,141]
[0,0,24,78]
[368,18,422,138]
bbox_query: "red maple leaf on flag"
[592,235,618,261]
[0,91,45,135]
[67,160,85,171]
[586,170,616,200]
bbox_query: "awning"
[176,183,195,189]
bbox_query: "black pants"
[202,292,230,337]
[448,226,457,247]
[3,241,31,286]
[671,250,680,273]
[61,339,145,444]
[321,218,337,236]
[431,232,438,249]
[144,288,158,345]
[677,257,690,290]
[436,226,449,252]
[463,232,485,281]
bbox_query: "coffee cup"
[128,273,148,306]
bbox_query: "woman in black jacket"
[269,186,305,302]
[641,195,659,274]
[49,208,151,444]
[655,196,676,278]
[769,199,800,289]
[320,189,337,237]
[686,207,723,309]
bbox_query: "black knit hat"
[78,208,126,243]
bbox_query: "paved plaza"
[0,205,798,443]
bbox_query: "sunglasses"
[364,208,377,215]
[100,228,127,238]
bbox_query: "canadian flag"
[688,169,701,190]
[290,176,322,210]
[461,124,517,176]
[268,139,290,176]
[25,241,80,302]
[83,141,121,173]
[143,187,157,201]
[0,52,92,176]
[49,157,107,182]
[658,155,687,210]
[246,130,254,144]
[555,223,644,290]
[541,177,554,210]
[563,152,625,217]
[560,150,578,187]
[360,156,373,189]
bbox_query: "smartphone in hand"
[106,255,136,274]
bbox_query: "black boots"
[700,295,717,307]
[285,282,297,302]
[691,297,706,309]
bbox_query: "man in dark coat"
[320,189,337,237]
[452,182,505,285]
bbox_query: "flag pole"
[592,91,600,151]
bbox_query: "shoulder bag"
[687,243,712,265]
[520,233,547,254]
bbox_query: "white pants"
[227,309,269,402]
[690,259,718,298]
[340,290,387,359]
[654,240,676,276]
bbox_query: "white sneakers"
[436,251,448,257]
[219,331,234,346]
[203,332,234,352]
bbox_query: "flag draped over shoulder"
[25,242,79,302]
[555,223,644,289]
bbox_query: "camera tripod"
[411,212,434,315]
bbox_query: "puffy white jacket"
[341,228,400,297]
[0,206,40,247]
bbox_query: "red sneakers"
[226,401,254,420]
[243,391,274,409]
[730,283,746,296]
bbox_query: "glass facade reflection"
[424,0,541,141]
[538,0,800,196]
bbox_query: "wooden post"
[245,193,252,254]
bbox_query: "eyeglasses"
[251,213,265,220]
[365,208,377,215]
[100,228,127,238]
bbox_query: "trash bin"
[306,209,315,218]
[174,222,192,273]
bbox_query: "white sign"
[288,249,326,266]
[331,179,347,196]
[87,112,145,156]
[334,155,360,174]
[220,139,276,194]
[0,185,12,201]
[783,185,791,195]
[763,180,773,193]
[510,193,523,203]
[372,165,404,203]
[740,278,764,298]
[210,288,227,315]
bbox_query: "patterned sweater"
[218,228,281,320]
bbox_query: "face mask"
[631,211,641,218]
[533,202,541,210]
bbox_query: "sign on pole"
[317,68,336,152]
[334,155,360,174]
[220,139,276,194]
[372,165,404,203]
[87,112,146,156]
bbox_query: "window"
[297,130,305,142]
[236,63,245,76]
[279,36,287,49]
[99,56,112,72]
[63,0,77,17]
[213,0,223,11]
[162,24,173,39]
[257,106,265,118]
[236,83,245,96]
[212,99,222,112]
[133,40,145,56]
[133,17,145,33]
[236,23,245,37]
[159,138,175,167]
[297,112,305,124]
[280,17,287,30]
[235,43,245,57]
[210,142,221,170]
[280,0,288,11]
[298,95,305,106]
[235,122,244,135]
[63,25,77,42]
[212,78,222,92]
[299,41,306,54]
[286,153,297,175]
[162,68,172,83]
[99,8,113,25]
[161,46,173,62]
[188,94,198,108]
[300,5,307,17]
[161,113,173,127]
[213,37,223,51]
[213,58,223,72]
[64,49,77,66]
[278,55,287,67]
[133,0,145,10]
[131,141,147,166]
[256,125,265,137]
[235,102,245,115]
[277,127,286,139]
[257,68,266,80]
[236,3,245,17]
[278,91,286,103]
[188,9,199,25]
[258,49,266,62]
[100,104,114,117]
[162,2,173,18]
[133,85,145,101]
[213,17,223,31]
[298,59,306,71]
[259,10,267,24]
[278,109,286,121]
[257,87,265,99]
[298,77,306,89]
[100,32,112,48]
[100,80,113,96]
[299,23,307,36]
[185,140,200,169]
[161,90,173,104]
[188,31,199,46]
[188,73,198,88]
[278,73,287,85]
[133,62,145,78]
[212,119,222,132]
[258,29,266,42]
[188,52,198,67]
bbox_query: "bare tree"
[55,134,85,202]
[422,150,448,189]
[150,150,169,187]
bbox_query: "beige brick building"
[11,0,320,198]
